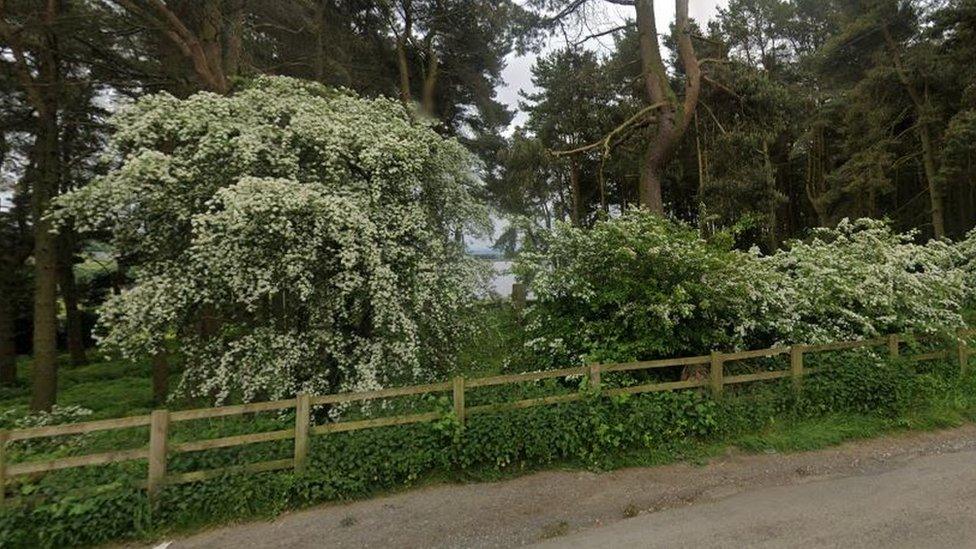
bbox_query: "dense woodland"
[2,0,976,412]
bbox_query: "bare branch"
[698,57,732,67]
[702,74,739,100]
[571,22,635,47]
[540,0,586,27]
[552,101,668,157]
[698,99,727,135]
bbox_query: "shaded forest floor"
[0,355,159,421]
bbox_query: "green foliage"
[454,302,525,377]
[0,405,93,455]
[798,353,923,417]
[0,355,159,420]
[0,488,150,548]
[734,414,890,453]
[513,212,968,373]
[512,209,786,368]
[0,405,92,430]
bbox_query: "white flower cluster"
[56,77,490,403]
[0,404,94,429]
[0,405,95,453]
[763,218,968,343]
[515,211,969,363]
[952,226,976,303]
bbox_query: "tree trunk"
[763,140,778,250]
[30,108,60,412]
[1,0,62,409]
[633,0,700,215]
[695,111,705,199]
[917,123,946,238]
[639,147,666,214]
[222,0,244,81]
[396,37,412,105]
[0,132,16,386]
[152,351,169,405]
[421,39,438,117]
[395,1,414,105]
[117,0,230,94]
[635,0,670,214]
[881,24,945,239]
[0,282,16,386]
[58,232,87,366]
[569,157,582,226]
[199,0,229,93]
[312,1,326,82]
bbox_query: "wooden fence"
[1,329,973,506]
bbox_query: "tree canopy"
[496,0,976,249]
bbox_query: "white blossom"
[56,76,490,403]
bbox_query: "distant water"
[490,261,515,297]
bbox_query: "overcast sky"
[499,0,730,129]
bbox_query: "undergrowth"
[2,347,975,547]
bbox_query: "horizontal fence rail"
[1,329,974,505]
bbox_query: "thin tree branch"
[702,74,739,100]
[552,101,668,157]
[698,57,732,66]
[571,22,635,47]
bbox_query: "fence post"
[0,430,7,506]
[294,393,311,473]
[588,364,602,392]
[148,409,170,498]
[958,329,970,376]
[709,351,724,398]
[790,346,804,391]
[887,334,900,358]
[453,377,466,430]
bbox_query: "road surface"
[153,424,976,548]
[533,443,976,548]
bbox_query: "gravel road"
[153,424,976,549]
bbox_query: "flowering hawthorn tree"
[56,77,489,403]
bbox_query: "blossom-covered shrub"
[514,210,968,370]
[55,76,489,402]
[953,226,976,306]
[764,218,967,343]
[511,210,790,367]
